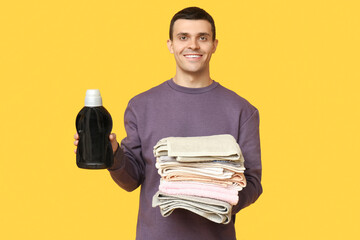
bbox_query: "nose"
[188,38,200,50]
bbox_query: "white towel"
[156,157,245,173]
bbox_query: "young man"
[74,7,262,240]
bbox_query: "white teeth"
[185,55,201,58]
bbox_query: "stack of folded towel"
[152,134,246,224]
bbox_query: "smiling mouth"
[184,54,203,59]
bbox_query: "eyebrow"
[176,32,211,37]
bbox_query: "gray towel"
[152,191,232,224]
[153,134,243,162]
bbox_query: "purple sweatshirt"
[108,79,262,240]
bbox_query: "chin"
[183,66,205,73]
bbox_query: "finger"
[112,141,118,153]
[74,140,79,146]
[74,133,79,140]
[109,133,116,141]
[74,148,77,154]
[109,133,118,153]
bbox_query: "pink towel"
[159,180,239,205]
[160,180,239,194]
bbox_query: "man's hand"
[74,133,119,154]
[109,133,119,153]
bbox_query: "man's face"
[167,19,218,76]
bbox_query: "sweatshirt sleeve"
[107,101,146,192]
[232,109,263,214]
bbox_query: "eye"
[179,36,187,40]
[199,36,207,41]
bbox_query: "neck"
[173,70,213,88]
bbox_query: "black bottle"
[76,89,114,169]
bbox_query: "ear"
[167,39,174,54]
[212,39,219,53]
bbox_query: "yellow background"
[1,0,359,239]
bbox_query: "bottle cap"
[84,89,103,107]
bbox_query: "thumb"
[109,133,119,153]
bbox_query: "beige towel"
[153,134,243,162]
[164,174,246,190]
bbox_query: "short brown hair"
[169,7,216,41]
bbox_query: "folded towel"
[156,157,245,172]
[164,175,245,191]
[156,156,247,189]
[159,180,239,193]
[159,167,235,179]
[159,180,239,205]
[152,191,232,224]
[176,155,244,162]
[153,134,243,162]
[152,134,246,224]
[231,173,247,187]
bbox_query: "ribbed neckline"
[167,78,219,94]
